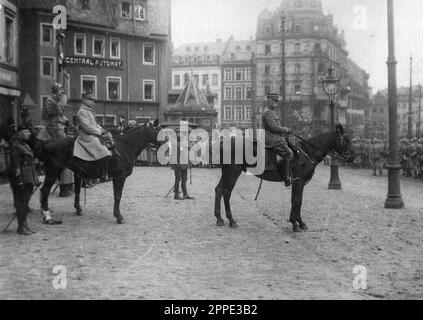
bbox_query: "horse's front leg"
[40,170,59,221]
[113,176,126,224]
[214,177,225,227]
[74,174,82,215]
[223,166,242,229]
[289,179,307,232]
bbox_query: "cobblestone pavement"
[0,166,422,300]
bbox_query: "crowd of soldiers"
[348,137,423,179]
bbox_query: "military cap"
[82,92,95,101]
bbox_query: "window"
[212,74,218,86]
[41,57,55,78]
[264,65,271,76]
[265,44,271,55]
[81,75,97,98]
[5,16,14,63]
[202,74,209,86]
[235,69,243,81]
[184,73,189,85]
[245,106,252,120]
[80,0,90,9]
[143,80,155,101]
[294,43,301,54]
[93,36,105,57]
[235,106,243,120]
[224,69,232,81]
[95,115,116,127]
[245,87,252,100]
[318,63,325,74]
[107,77,121,100]
[143,43,155,65]
[193,75,199,84]
[174,75,180,86]
[224,106,232,120]
[295,63,301,74]
[74,33,86,55]
[121,2,131,19]
[235,87,242,100]
[295,24,302,33]
[245,68,252,81]
[134,5,145,20]
[110,38,120,59]
[315,42,321,52]
[41,23,54,46]
[224,87,232,100]
[294,84,302,95]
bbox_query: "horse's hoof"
[292,222,302,233]
[300,223,309,231]
[216,220,225,227]
[116,218,124,224]
[75,210,83,216]
[229,221,238,229]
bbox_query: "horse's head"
[146,119,163,149]
[333,124,355,163]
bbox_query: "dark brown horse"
[35,124,160,224]
[214,124,355,232]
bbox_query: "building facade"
[172,40,224,128]
[0,0,20,135]
[255,0,356,136]
[221,37,255,130]
[20,0,171,128]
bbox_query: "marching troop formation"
[349,137,423,179]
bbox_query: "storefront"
[0,66,20,139]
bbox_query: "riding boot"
[59,184,73,197]
[17,210,31,236]
[174,184,184,200]
[23,211,36,234]
[283,160,292,187]
[182,182,194,200]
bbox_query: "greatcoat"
[73,104,112,161]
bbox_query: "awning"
[0,86,20,97]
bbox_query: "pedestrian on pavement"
[7,125,39,235]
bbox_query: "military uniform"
[417,139,423,179]
[262,106,293,186]
[36,84,74,197]
[409,138,419,178]
[8,127,38,235]
[74,105,112,162]
[170,134,194,200]
[370,139,386,176]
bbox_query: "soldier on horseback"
[73,92,113,182]
[36,83,74,197]
[262,95,294,187]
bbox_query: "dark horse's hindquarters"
[34,125,159,224]
[214,124,354,232]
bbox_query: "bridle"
[291,130,351,161]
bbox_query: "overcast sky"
[172,0,423,92]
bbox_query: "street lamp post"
[321,67,341,190]
[385,0,404,209]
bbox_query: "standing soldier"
[7,125,39,235]
[36,83,74,197]
[410,137,419,178]
[350,138,362,169]
[370,138,385,176]
[171,129,194,200]
[362,139,372,169]
[399,138,407,176]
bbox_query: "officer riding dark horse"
[262,94,299,187]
